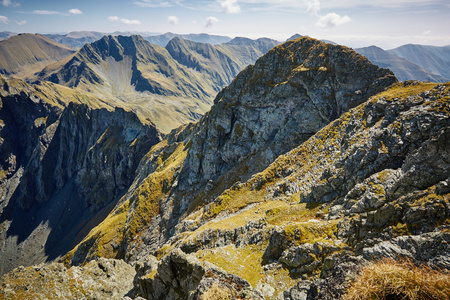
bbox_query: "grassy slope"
[0,34,75,79]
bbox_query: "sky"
[0,0,450,49]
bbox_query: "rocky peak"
[178,36,397,192]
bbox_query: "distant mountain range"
[355,46,449,82]
[29,34,277,132]
[2,30,449,83]
[387,44,450,80]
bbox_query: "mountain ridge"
[356,45,449,82]
[37,34,279,133]
[0,33,75,79]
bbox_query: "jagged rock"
[138,248,207,299]
[363,231,450,269]
[281,256,364,300]
[0,258,135,299]
[137,248,263,300]
[193,268,264,300]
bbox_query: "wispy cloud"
[134,0,178,7]
[221,0,240,14]
[0,15,9,24]
[305,0,320,16]
[16,20,26,26]
[33,10,63,15]
[108,16,141,25]
[2,0,20,7]
[205,16,218,28]
[69,8,83,15]
[168,15,179,25]
[316,12,351,28]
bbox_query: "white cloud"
[108,16,141,25]
[168,15,179,25]
[423,30,431,35]
[33,10,62,15]
[0,15,9,24]
[134,0,177,7]
[16,20,26,26]
[305,0,320,16]
[316,13,351,28]
[221,0,241,14]
[2,0,10,6]
[69,8,83,15]
[205,16,218,28]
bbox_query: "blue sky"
[1,0,449,48]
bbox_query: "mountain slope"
[165,36,274,91]
[0,34,75,79]
[388,44,450,80]
[356,45,448,82]
[65,36,396,267]
[0,75,162,275]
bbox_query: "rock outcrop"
[134,248,264,300]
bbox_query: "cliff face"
[178,37,397,192]
[0,75,162,275]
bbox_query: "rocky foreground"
[1,37,449,299]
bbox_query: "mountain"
[287,34,303,41]
[225,37,281,53]
[356,45,448,82]
[142,32,232,47]
[37,35,278,133]
[388,44,450,80]
[0,75,162,276]
[166,36,276,90]
[45,37,404,295]
[43,31,233,49]
[1,36,449,299]
[44,31,106,48]
[0,33,75,79]
[0,31,17,41]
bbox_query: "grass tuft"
[200,283,232,300]
[343,259,450,300]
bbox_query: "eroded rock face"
[178,37,397,192]
[0,258,135,299]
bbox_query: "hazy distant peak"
[287,34,303,41]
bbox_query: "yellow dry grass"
[343,259,450,300]
[200,283,233,300]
